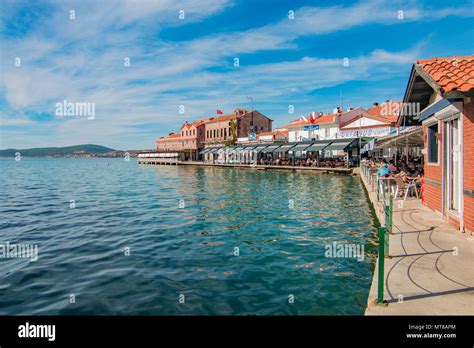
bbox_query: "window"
[224,128,227,137]
[427,123,439,163]
[213,129,216,138]
[325,128,330,138]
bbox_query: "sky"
[0,0,473,150]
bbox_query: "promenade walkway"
[360,171,474,315]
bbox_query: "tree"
[225,119,238,146]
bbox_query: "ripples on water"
[0,158,377,315]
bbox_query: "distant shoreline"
[0,153,138,158]
[0,144,147,158]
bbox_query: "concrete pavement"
[360,172,474,315]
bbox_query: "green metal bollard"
[382,196,392,258]
[389,195,393,234]
[377,227,385,305]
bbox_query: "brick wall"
[237,111,272,137]
[423,121,443,213]
[157,137,184,151]
[205,119,233,144]
[423,99,474,233]
[463,100,474,233]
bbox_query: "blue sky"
[1,0,473,150]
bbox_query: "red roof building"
[402,54,474,233]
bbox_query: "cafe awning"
[324,139,355,151]
[376,127,423,148]
[289,143,313,151]
[305,141,331,151]
[199,148,212,155]
[253,144,270,152]
[252,145,269,153]
[207,147,223,154]
[260,144,282,153]
[242,145,257,150]
[273,144,296,153]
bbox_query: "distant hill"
[0,144,117,157]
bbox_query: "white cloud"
[0,0,471,149]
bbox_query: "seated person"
[396,169,409,182]
[377,164,392,177]
[388,160,398,174]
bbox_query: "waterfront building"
[400,55,474,233]
[178,118,209,160]
[202,109,273,162]
[283,108,370,141]
[203,109,273,146]
[283,112,340,142]
[155,133,189,161]
[156,133,183,151]
[282,108,368,159]
[156,117,210,161]
[338,102,400,139]
[237,129,288,144]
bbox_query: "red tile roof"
[280,113,339,129]
[314,113,337,124]
[257,129,288,137]
[206,114,238,123]
[276,129,289,135]
[158,133,182,141]
[416,55,474,94]
[192,117,210,127]
[339,113,397,128]
[367,101,402,116]
[279,119,306,129]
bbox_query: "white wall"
[289,125,339,141]
[343,117,386,128]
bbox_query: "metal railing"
[138,157,178,164]
[360,164,392,305]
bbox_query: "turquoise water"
[0,158,377,315]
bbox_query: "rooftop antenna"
[246,96,254,111]
[246,96,255,130]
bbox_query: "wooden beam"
[414,65,442,96]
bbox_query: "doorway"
[444,117,462,215]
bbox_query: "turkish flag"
[216,109,223,114]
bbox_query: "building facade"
[401,55,474,234]
[156,118,209,160]
[283,108,372,143]
[237,129,288,144]
[338,113,399,138]
[204,109,273,147]
[283,113,339,142]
